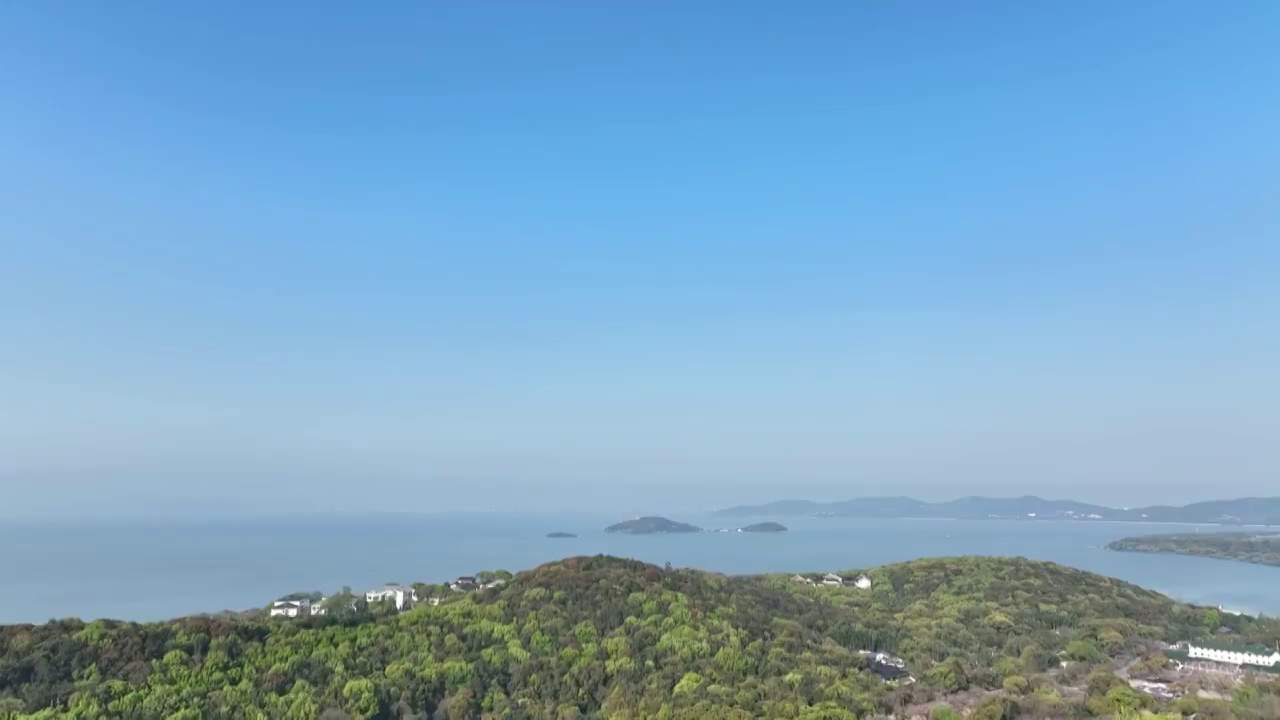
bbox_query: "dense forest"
[1108,533,1280,568]
[2,555,1280,719]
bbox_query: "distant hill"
[604,516,703,534]
[740,522,788,532]
[1120,498,1280,525]
[716,495,1280,525]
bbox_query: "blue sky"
[2,1,1278,516]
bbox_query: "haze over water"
[5,515,1278,625]
[3,4,1278,639]
[4,2,1279,518]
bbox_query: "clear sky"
[2,2,1278,517]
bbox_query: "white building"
[366,585,415,610]
[270,599,311,618]
[822,573,844,586]
[791,574,815,585]
[1182,642,1280,668]
[852,574,872,589]
[862,651,906,669]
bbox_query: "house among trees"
[791,572,870,589]
[868,658,911,683]
[869,652,905,669]
[269,599,311,618]
[269,593,329,618]
[450,576,478,592]
[365,584,415,611]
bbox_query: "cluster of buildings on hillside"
[269,575,507,618]
[791,572,872,589]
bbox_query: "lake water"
[4,513,1279,624]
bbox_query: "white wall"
[1187,646,1280,667]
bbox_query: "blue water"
[3,514,1279,624]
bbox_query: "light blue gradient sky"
[2,2,1278,516]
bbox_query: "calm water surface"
[4,514,1278,624]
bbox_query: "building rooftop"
[1188,639,1277,656]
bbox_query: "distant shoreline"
[8,514,1280,624]
[803,514,1280,529]
[1107,532,1280,571]
[717,495,1280,527]
[1109,545,1280,568]
[5,554,1263,626]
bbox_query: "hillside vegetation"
[2,556,1279,719]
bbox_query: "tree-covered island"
[740,521,788,532]
[603,516,703,534]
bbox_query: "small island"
[604,516,703,534]
[545,532,577,539]
[1107,532,1280,567]
[740,522,788,533]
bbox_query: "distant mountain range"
[714,496,1280,526]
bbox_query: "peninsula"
[1108,532,1280,568]
[545,532,577,539]
[604,516,702,534]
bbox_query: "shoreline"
[805,515,1280,529]
[3,552,1269,627]
[9,517,1280,624]
[1107,545,1280,572]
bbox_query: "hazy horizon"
[1,480,1275,521]
[3,2,1278,519]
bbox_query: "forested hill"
[2,556,1279,719]
[1108,532,1280,567]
